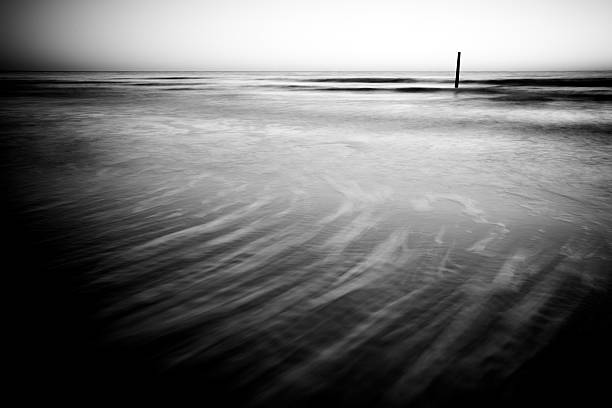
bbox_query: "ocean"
[2,71,612,406]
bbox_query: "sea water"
[2,71,611,405]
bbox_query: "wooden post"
[454,52,461,88]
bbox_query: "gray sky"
[1,0,611,70]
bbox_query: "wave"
[302,76,612,87]
[0,79,205,87]
[161,87,212,91]
[303,77,419,83]
[278,85,450,93]
[462,77,612,87]
[0,79,123,86]
[142,76,209,80]
[130,82,205,86]
[287,75,612,89]
[3,75,611,103]
[0,79,210,96]
[275,84,612,102]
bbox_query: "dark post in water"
[455,52,461,88]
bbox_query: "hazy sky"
[1,0,611,70]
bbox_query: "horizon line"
[2,69,612,73]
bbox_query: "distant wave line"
[461,77,612,87]
[273,84,612,101]
[298,77,612,87]
[303,77,420,83]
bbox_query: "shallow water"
[2,71,612,405]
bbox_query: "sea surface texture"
[2,71,612,405]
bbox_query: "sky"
[1,0,611,71]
